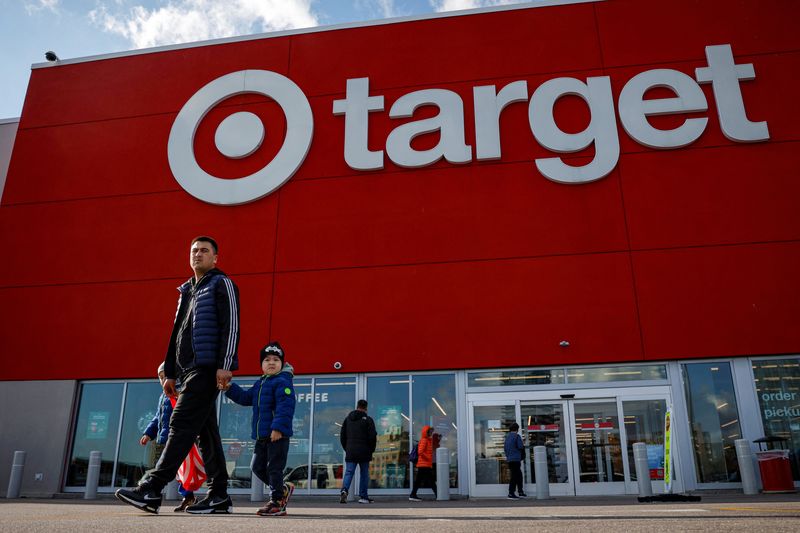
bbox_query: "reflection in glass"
[66,383,123,487]
[573,401,623,483]
[367,376,410,489]
[116,382,163,487]
[285,378,312,489]
[683,362,742,483]
[468,369,565,387]
[309,377,355,489]
[520,403,568,484]
[412,374,458,488]
[219,378,257,489]
[752,358,800,480]
[567,365,667,384]
[622,399,666,481]
[473,405,516,485]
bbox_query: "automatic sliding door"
[472,404,516,494]
[572,400,626,495]
[520,402,572,495]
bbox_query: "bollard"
[533,445,550,500]
[251,471,265,502]
[435,447,450,501]
[165,479,179,500]
[6,451,26,499]
[632,442,653,497]
[84,451,102,499]
[735,439,759,495]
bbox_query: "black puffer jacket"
[340,409,377,462]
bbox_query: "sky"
[0,0,537,119]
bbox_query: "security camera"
[333,361,342,370]
[45,51,59,62]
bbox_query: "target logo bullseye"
[168,70,313,205]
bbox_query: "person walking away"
[116,236,239,514]
[139,362,195,511]
[409,425,437,501]
[224,342,296,516]
[339,399,377,504]
[504,422,527,498]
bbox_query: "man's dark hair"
[509,422,520,432]
[191,235,218,254]
[357,399,368,410]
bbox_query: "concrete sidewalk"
[2,492,799,533]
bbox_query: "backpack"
[408,442,419,464]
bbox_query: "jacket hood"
[420,424,433,440]
[347,409,368,422]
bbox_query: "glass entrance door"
[571,400,626,495]
[469,389,671,497]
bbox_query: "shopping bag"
[169,397,207,491]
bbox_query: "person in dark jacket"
[140,362,195,511]
[339,399,377,504]
[225,341,296,517]
[116,236,239,515]
[504,422,527,498]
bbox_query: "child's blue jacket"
[143,393,172,444]
[225,363,296,439]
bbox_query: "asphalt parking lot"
[2,493,800,533]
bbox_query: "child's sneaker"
[256,500,286,517]
[279,482,295,511]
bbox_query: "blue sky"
[0,0,535,119]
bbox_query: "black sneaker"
[185,494,233,514]
[339,489,348,504]
[115,485,162,514]
[507,493,519,499]
[518,492,528,498]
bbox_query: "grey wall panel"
[0,380,77,497]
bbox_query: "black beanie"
[260,341,285,367]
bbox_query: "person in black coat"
[339,399,377,504]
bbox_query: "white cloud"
[429,0,526,13]
[354,0,399,19]
[89,0,320,49]
[24,0,60,14]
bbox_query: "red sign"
[579,422,614,430]
[528,424,560,432]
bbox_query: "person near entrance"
[116,236,240,514]
[504,422,527,499]
[339,399,377,504]
[409,425,437,501]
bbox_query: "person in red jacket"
[409,425,437,501]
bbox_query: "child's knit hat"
[260,341,285,368]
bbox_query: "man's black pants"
[145,367,229,496]
[508,460,524,495]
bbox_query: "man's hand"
[139,435,150,446]
[217,369,233,391]
[270,429,284,442]
[163,378,177,398]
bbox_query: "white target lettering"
[168,70,313,205]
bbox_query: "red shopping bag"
[169,397,207,491]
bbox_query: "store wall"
[0,380,76,496]
[1,0,799,381]
[0,119,18,202]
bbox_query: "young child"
[140,362,195,511]
[224,341,296,516]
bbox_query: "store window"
[66,383,124,487]
[468,368,565,387]
[752,358,800,480]
[412,374,458,488]
[309,377,355,489]
[116,382,163,488]
[567,365,667,384]
[683,362,742,483]
[367,376,411,489]
[218,378,257,489]
[286,378,313,489]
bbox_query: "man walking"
[339,399,377,504]
[116,236,239,514]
